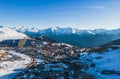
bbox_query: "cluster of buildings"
[0,39,95,79]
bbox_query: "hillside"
[0,27,28,41]
[80,39,120,79]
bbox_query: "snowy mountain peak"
[48,27,76,34]
[28,27,40,32]
[0,27,28,41]
[50,26,60,32]
[11,26,120,35]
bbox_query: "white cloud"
[94,6,106,9]
[87,5,106,10]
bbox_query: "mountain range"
[1,26,120,47]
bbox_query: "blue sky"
[0,0,120,29]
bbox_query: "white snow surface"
[80,48,120,79]
[0,50,32,79]
[12,26,120,35]
[0,27,28,41]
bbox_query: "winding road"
[0,50,33,79]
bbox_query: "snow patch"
[0,50,32,79]
[0,27,28,41]
[80,48,120,79]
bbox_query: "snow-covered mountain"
[0,27,28,41]
[12,26,120,35]
[80,39,120,79]
[11,26,120,48]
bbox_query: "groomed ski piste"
[0,50,32,79]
